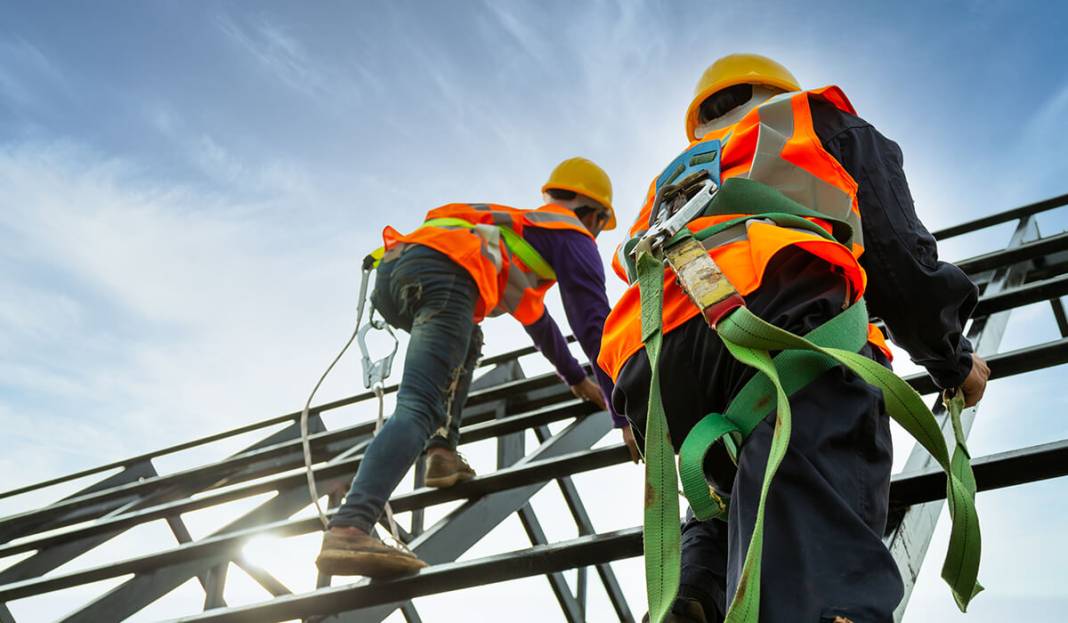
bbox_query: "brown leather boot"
[315,528,427,577]
[424,448,476,488]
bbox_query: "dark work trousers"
[330,245,483,532]
[613,248,904,622]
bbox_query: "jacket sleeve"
[812,98,978,389]
[526,228,625,426]
[553,233,624,423]
[522,310,587,386]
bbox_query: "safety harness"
[630,149,982,623]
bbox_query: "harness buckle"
[663,237,744,328]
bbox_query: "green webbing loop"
[678,413,738,521]
[422,217,557,280]
[636,284,983,623]
[678,301,870,523]
[636,248,681,623]
[711,307,983,621]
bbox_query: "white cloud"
[0,141,383,487]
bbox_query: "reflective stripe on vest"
[743,93,863,251]
[382,203,591,323]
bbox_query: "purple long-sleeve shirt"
[521,227,624,426]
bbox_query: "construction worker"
[316,157,622,577]
[598,55,991,622]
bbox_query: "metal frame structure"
[1,194,1067,622]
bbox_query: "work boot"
[641,598,708,623]
[315,527,427,578]
[424,448,476,488]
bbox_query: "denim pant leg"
[330,246,479,532]
[427,324,483,451]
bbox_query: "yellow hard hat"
[684,53,801,141]
[542,157,616,231]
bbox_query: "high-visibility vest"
[598,86,891,381]
[382,203,593,324]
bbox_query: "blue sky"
[1,1,1067,621]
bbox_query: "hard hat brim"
[541,183,617,231]
[685,75,800,142]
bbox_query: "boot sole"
[316,550,428,578]
[424,471,475,489]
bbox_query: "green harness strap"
[637,250,682,623]
[677,298,870,522]
[636,248,983,623]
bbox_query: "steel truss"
[1,194,1066,622]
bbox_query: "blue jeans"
[330,245,484,532]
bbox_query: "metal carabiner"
[357,309,399,389]
[637,175,720,258]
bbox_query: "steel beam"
[970,273,1068,316]
[955,229,1068,275]
[902,336,1068,396]
[518,504,585,623]
[0,382,578,541]
[7,425,1068,608]
[159,437,1068,623]
[0,340,557,504]
[166,528,644,623]
[399,601,423,623]
[0,402,600,559]
[533,425,635,623]
[932,191,1068,240]
[886,215,1037,620]
[496,387,586,623]
[56,485,335,623]
[324,413,613,623]
[1052,298,1068,338]
[0,462,160,584]
[889,438,1068,508]
[0,443,630,602]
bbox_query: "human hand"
[570,376,607,410]
[621,425,641,463]
[959,353,990,407]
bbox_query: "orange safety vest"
[382,203,594,324]
[599,86,891,381]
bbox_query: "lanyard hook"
[357,308,399,389]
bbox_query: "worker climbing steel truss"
[0,190,1065,622]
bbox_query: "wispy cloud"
[0,35,65,108]
[0,141,380,489]
[215,13,323,96]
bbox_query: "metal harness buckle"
[633,174,744,328]
[642,171,719,255]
